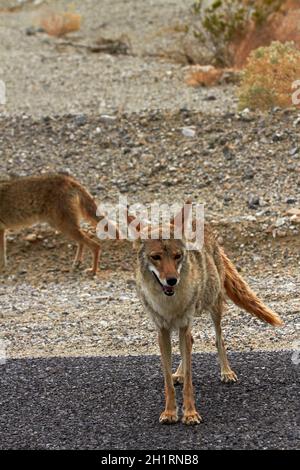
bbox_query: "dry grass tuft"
[185,65,223,87]
[39,10,81,37]
[185,65,240,87]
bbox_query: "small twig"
[56,39,131,56]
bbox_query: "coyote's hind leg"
[179,327,201,425]
[172,335,194,385]
[54,207,101,275]
[73,243,84,269]
[68,228,100,275]
[210,298,237,383]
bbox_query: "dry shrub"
[238,41,300,110]
[190,1,300,67]
[185,65,223,86]
[192,0,286,67]
[233,1,300,66]
[40,10,81,37]
[186,65,241,86]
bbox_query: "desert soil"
[0,0,299,359]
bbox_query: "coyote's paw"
[221,370,238,383]
[0,261,7,272]
[172,373,184,385]
[72,261,82,270]
[182,411,202,425]
[159,410,178,424]
[83,268,98,276]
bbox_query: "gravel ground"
[1,265,299,358]
[0,352,298,450]
[0,0,299,359]
[0,0,235,116]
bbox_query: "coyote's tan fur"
[128,203,282,425]
[0,173,105,274]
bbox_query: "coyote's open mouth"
[152,272,175,296]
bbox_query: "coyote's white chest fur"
[142,283,196,330]
[137,258,202,330]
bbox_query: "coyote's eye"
[151,254,162,261]
[174,253,182,260]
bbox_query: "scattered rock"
[286,208,300,217]
[74,114,87,127]
[289,147,299,156]
[286,197,297,204]
[275,217,286,228]
[293,116,300,126]
[222,144,235,161]
[248,195,260,210]
[290,214,300,224]
[203,95,217,101]
[239,108,255,122]
[272,132,285,142]
[99,115,117,124]
[181,127,196,138]
[23,234,38,242]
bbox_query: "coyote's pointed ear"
[170,199,193,231]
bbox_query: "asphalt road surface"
[0,352,298,450]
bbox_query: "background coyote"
[0,173,104,274]
[128,202,283,425]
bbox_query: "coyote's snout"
[128,202,283,425]
[0,173,113,274]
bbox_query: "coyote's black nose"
[166,277,177,286]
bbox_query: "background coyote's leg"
[173,334,194,384]
[0,230,7,269]
[211,299,238,383]
[158,328,178,424]
[73,243,84,269]
[90,243,100,274]
[55,208,101,274]
[179,326,201,425]
[67,227,100,275]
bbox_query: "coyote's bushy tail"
[220,248,283,326]
[76,185,100,227]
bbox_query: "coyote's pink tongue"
[163,285,174,296]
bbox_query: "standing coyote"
[0,173,107,274]
[127,202,283,425]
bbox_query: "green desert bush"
[192,0,284,66]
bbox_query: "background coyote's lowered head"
[127,202,283,425]
[0,173,113,275]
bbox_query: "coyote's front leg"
[158,328,178,424]
[179,326,202,425]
